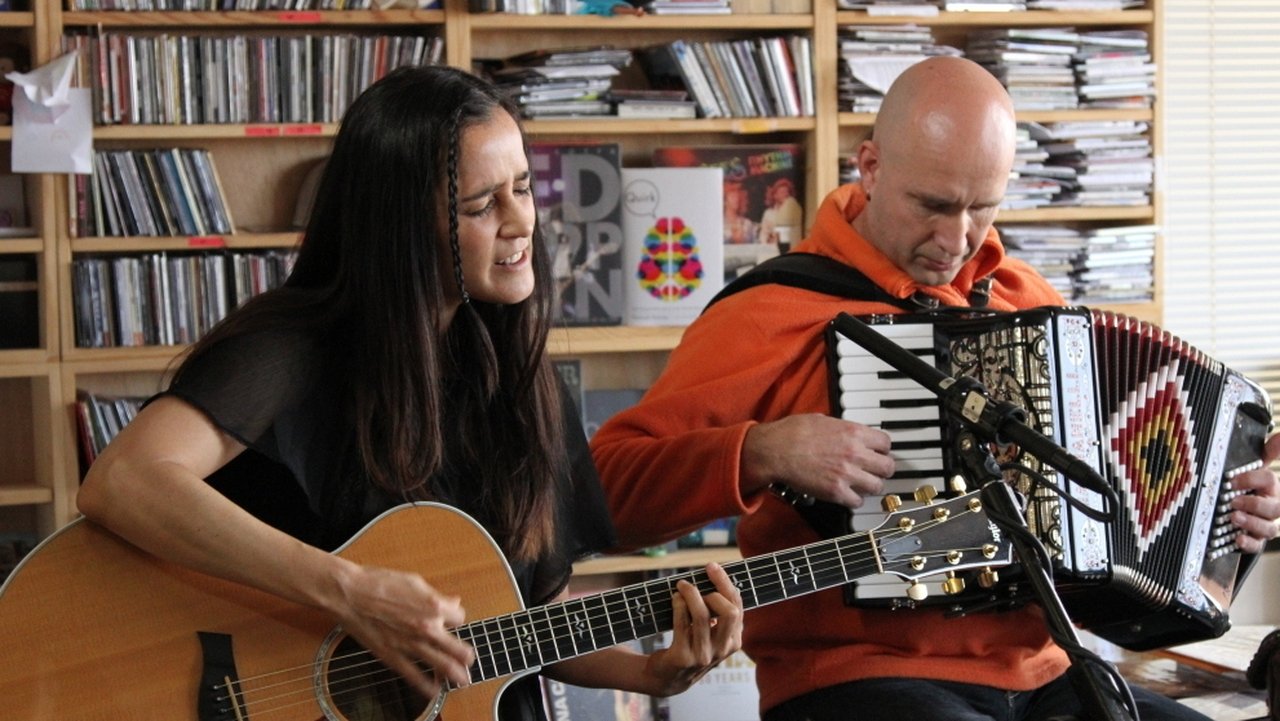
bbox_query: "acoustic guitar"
[0,490,1013,720]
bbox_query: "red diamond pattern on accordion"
[1107,365,1199,558]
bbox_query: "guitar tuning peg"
[882,494,902,513]
[906,581,929,602]
[942,572,966,596]
[913,485,938,503]
[978,567,1000,589]
[949,475,968,493]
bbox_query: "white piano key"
[888,447,945,462]
[836,354,938,376]
[837,374,930,392]
[844,405,938,425]
[874,426,941,444]
[840,388,936,408]
[891,456,946,474]
[837,322,935,344]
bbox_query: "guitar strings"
[216,508,989,718]
[222,512,991,717]
[219,509,987,716]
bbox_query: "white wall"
[1161,0,1280,632]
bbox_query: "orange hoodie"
[591,184,1072,713]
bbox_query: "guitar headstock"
[870,491,1013,600]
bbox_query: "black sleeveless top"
[158,327,617,721]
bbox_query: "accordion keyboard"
[832,322,951,531]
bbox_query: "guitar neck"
[455,529,881,683]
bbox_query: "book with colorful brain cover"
[620,167,724,326]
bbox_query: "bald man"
[592,56,1278,720]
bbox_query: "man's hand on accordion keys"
[1230,432,1280,554]
[742,414,893,509]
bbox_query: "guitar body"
[0,503,529,721]
[0,487,1013,720]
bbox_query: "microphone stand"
[831,312,1136,721]
[981,482,1138,721]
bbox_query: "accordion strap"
[704,252,992,313]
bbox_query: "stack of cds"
[487,47,633,118]
[1071,224,1157,303]
[997,224,1085,296]
[1003,122,1069,210]
[1075,30,1155,109]
[968,28,1080,111]
[1034,120,1153,208]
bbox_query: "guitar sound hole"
[326,636,433,721]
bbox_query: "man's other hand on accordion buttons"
[1231,433,1280,554]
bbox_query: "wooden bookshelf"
[0,1,61,539]
[0,1,1163,554]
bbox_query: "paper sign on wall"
[7,52,93,174]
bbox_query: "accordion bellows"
[824,305,1273,650]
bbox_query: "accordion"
[820,305,1273,650]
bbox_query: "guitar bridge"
[197,631,245,721]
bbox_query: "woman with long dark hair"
[77,65,742,720]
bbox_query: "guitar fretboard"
[453,530,883,683]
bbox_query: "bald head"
[852,56,1018,287]
[874,56,1016,169]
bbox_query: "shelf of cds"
[0,0,1164,557]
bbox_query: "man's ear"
[856,139,880,197]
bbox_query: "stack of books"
[838,24,962,113]
[968,28,1081,111]
[488,47,633,118]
